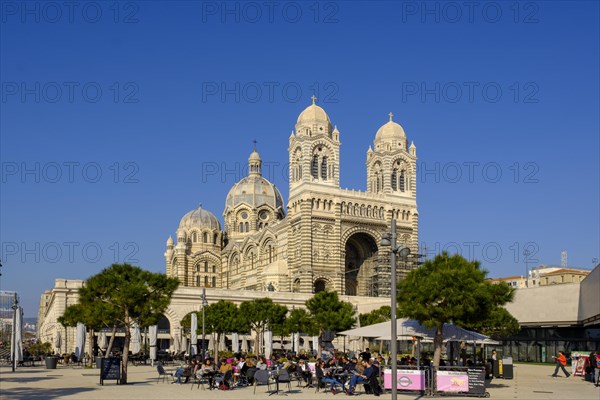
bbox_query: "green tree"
[464,306,520,339]
[58,297,121,359]
[305,291,356,353]
[206,300,244,356]
[62,263,179,383]
[239,298,287,354]
[181,301,243,357]
[285,308,319,336]
[359,305,391,327]
[396,252,515,366]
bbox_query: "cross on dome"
[389,112,394,121]
[311,95,317,104]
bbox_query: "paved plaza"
[0,363,598,400]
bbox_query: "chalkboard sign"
[466,368,486,395]
[100,357,121,385]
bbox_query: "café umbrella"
[149,325,158,361]
[75,323,86,360]
[190,313,198,356]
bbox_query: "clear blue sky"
[1,1,598,317]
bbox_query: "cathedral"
[165,99,419,298]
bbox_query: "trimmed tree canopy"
[396,252,515,366]
[64,263,179,383]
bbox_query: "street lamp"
[380,218,410,400]
[201,288,208,359]
[11,293,18,373]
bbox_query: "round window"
[240,212,248,219]
[259,210,269,220]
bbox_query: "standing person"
[359,348,371,363]
[589,351,599,386]
[551,351,570,378]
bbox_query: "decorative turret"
[366,112,416,196]
[289,98,341,190]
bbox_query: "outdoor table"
[268,369,287,396]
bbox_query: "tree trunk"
[121,315,130,384]
[433,323,444,367]
[87,328,94,367]
[106,325,117,356]
[254,327,261,356]
[215,332,220,359]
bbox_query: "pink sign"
[383,369,425,391]
[436,371,469,392]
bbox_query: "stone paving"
[0,363,598,400]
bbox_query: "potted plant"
[28,342,58,369]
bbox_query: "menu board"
[100,357,121,385]
[466,368,486,395]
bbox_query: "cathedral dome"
[297,103,330,125]
[225,176,284,210]
[295,96,332,133]
[179,205,221,231]
[373,113,408,152]
[375,113,406,142]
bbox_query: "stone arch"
[341,228,381,297]
[313,276,333,293]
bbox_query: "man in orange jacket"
[551,351,570,378]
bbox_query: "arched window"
[203,232,208,243]
[212,265,216,273]
[239,222,244,232]
[321,156,328,179]
[244,222,249,232]
[192,232,197,242]
[204,276,208,286]
[213,233,218,244]
[212,276,216,288]
[400,170,405,192]
[195,275,200,286]
[391,169,398,191]
[204,261,208,273]
[311,155,319,178]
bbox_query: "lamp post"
[11,293,18,372]
[201,288,208,359]
[381,219,410,400]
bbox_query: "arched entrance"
[344,233,379,296]
[314,278,327,293]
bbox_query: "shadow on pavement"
[0,376,60,384]
[0,387,96,400]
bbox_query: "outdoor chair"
[156,363,174,383]
[190,370,212,390]
[214,369,234,390]
[277,369,292,392]
[245,367,257,385]
[253,369,272,394]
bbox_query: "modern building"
[500,264,600,362]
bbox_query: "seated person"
[282,355,296,373]
[316,360,345,393]
[174,360,194,384]
[297,359,313,386]
[347,359,377,396]
[201,358,217,388]
[219,358,232,374]
[256,356,268,370]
